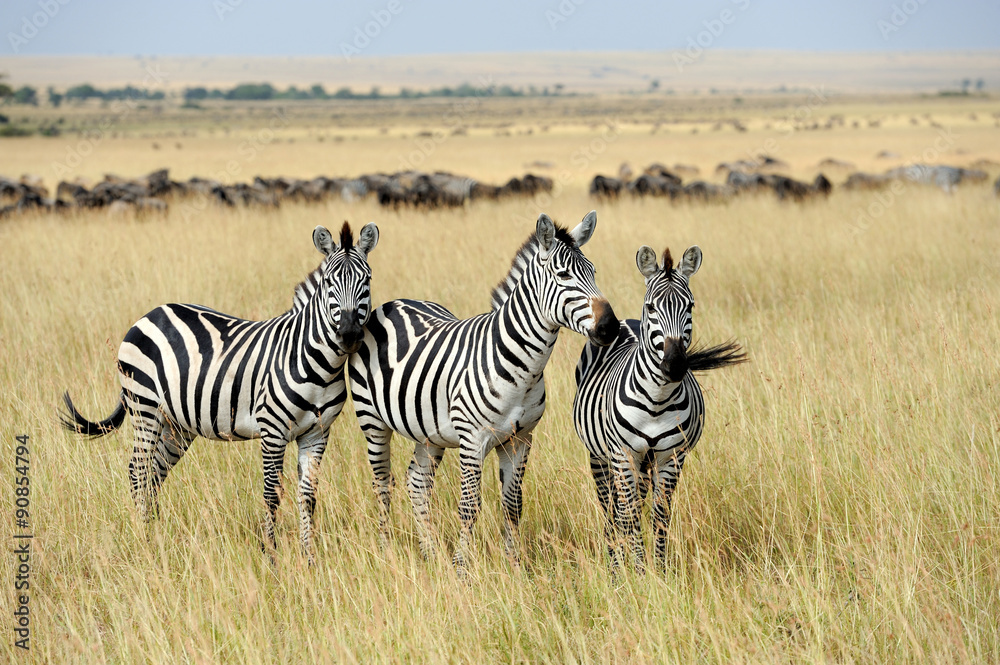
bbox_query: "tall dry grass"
[1,185,998,663]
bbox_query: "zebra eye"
[645,304,655,314]
[556,270,572,280]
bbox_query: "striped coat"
[348,212,618,571]
[61,222,379,561]
[574,244,745,570]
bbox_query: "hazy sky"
[4,0,999,56]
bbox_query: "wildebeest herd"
[60,211,747,574]
[590,160,997,202]
[2,158,996,221]
[0,169,554,219]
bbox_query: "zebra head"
[535,211,619,346]
[636,244,702,382]
[312,221,379,354]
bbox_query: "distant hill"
[1,50,999,94]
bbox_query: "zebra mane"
[490,224,577,310]
[291,263,324,312]
[339,221,354,252]
[662,248,673,276]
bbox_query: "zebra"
[573,244,746,571]
[59,222,379,562]
[347,211,619,572]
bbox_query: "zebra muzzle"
[337,311,365,353]
[662,337,688,382]
[590,298,619,347]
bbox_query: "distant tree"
[65,84,103,100]
[0,74,12,99]
[332,86,354,99]
[310,84,327,99]
[368,86,380,99]
[225,83,275,100]
[961,78,971,93]
[184,87,209,102]
[47,86,62,107]
[975,78,985,92]
[649,79,660,92]
[13,86,38,105]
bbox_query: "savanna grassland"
[1,88,1000,663]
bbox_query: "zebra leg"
[149,420,194,517]
[453,438,486,575]
[637,451,654,503]
[126,398,165,524]
[611,451,645,573]
[260,431,289,555]
[361,419,395,550]
[589,454,618,570]
[296,427,329,565]
[406,442,445,560]
[652,451,687,571]
[496,434,532,563]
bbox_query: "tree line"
[0,75,566,107]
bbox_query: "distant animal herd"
[2,155,998,220]
[60,211,746,573]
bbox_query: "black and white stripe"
[573,244,745,570]
[348,211,618,571]
[61,222,379,561]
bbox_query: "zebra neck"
[632,336,679,403]
[290,292,348,376]
[492,264,560,374]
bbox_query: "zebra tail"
[687,339,748,373]
[59,391,126,438]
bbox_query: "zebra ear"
[569,210,597,247]
[313,226,337,256]
[679,245,702,278]
[357,222,379,256]
[636,245,659,279]
[536,213,556,252]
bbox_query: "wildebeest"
[817,158,856,170]
[627,173,682,198]
[726,171,831,201]
[589,175,625,199]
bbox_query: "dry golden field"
[1,92,1000,663]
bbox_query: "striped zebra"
[573,244,745,571]
[348,211,618,572]
[60,222,379,562]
